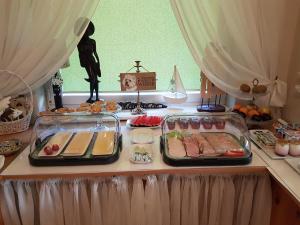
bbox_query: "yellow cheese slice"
[63,132,93,156]
[38,132,73,157]
[92,131,115,155]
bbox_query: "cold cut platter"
[160,113,252,166]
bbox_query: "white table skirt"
[0,173,271,225]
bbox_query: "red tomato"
[44,146,53,155]
[52,144,60,151]
[223,150,245,157]
[131,115,161,127]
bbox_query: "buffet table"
[0,107,300,225]
[0,125,267,179]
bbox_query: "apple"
[52,144,60,152]
[44,146,53,155]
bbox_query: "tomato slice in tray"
[130,116,162,127]
[144,116,152,126]
[151,116,161,125]
[130,117,139,126]
[223,150,245,157]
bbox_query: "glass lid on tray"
[29,113,122,166]
[161,112,252,166]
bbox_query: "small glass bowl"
[166,118,176,130]
[130,128,154,144]
[178,118,189,129]
[190,117,201,129]
[201,117,213,129]
[214,118,226,129]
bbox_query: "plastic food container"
[29,113,122,166]
[161,112,252,166]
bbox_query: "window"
[61,0,200,93]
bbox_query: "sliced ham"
[192,134,216,155]
[167,137,186,157]
[183,136,200,157]
[203,133,243,153]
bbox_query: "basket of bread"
[0,70,33,135]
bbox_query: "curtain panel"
[0,174,271,225]
[0,0,100,96]
[170,0,300,107]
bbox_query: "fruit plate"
[285,158,300,175]
[249,130,297,160]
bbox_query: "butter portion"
[63,132,93,156]
[92,131,115,155]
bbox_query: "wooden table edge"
[0,166,268,181]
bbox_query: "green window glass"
[61,0,199,92]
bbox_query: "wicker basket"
[0,70,33,135]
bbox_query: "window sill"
[62,90,202,106]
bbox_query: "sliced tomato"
[131,116,162,127]
[223,150,245,157]
[130,118,138,126]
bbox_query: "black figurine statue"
[77,21,101,103]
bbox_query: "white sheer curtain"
[170,0,300,107]
[0,174,272,225]
[0,0,100,96]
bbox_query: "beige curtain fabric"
[0,0,100,96]
[0,174,272,225]
[170,0,300,107]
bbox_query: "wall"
[282,15,300,123]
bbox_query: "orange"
[233,103,242,111]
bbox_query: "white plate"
[38,132,73,157]
[126,119,161,129]
[0,155,4,170]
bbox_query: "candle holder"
[131,61,146,115]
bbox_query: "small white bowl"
[131,128,154,144]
